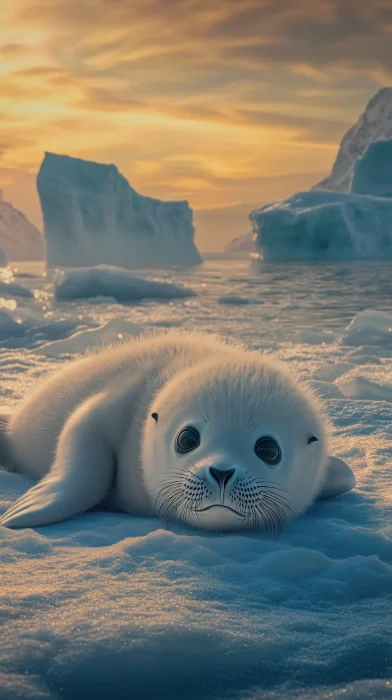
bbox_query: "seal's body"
[0,332,355,532]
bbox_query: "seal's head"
[143,352,328,534]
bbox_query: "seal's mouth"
[194,504,245,519]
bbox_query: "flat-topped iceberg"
[251,191,392,261]
[54,264,196,302]
[37,153,202,268]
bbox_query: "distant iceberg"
[224,232,255,253]
[251,190,392,261]
[54,264,197,302]
[37,153,202,268]
[0,190,43,261]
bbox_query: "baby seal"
[0,331,355,533]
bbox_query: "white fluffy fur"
[0,331,354,532]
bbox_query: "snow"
[351,140,392,198]
[314,87,392,192]
[1,260,392,699]
[250,191,392,261]
[37,153,202,268]
[0,190,43,262]
[54,264,196,302]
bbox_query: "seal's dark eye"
[254,437,281,465]
[175,426,200,454]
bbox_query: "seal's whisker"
[190,404,209,424]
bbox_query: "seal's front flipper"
[0,397,114,528]
[316,456,356,501]
[0,473,82,528]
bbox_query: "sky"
[1,0,392,251]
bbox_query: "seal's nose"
[209,466,235,489]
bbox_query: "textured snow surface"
[314,88,392,192]
[251,191,392,261]
[351,140,392,198]
[0,260,392,699]
[38,153,202,268]
[0,190,43,262]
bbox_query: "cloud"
[14,0,392,77]
[2,0,391,249]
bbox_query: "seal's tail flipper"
[0,396,115,528]
[316,456,356,500]
[0,410,11,469]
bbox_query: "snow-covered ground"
[1,259,391,699]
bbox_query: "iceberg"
[0,190,43,261]
[224,232,255,253]
[37,153,202,268]
[313,87,392,192]
[250,191,392,261]
[54,264,196,302]
[351,139,392,198]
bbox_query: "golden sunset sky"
[1,0,391,250]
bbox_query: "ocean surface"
[1,257,392,700]
[11,257,392,341]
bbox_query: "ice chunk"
[340,376,392,402]
[0,306,96,348]
[340,310,392,347]
[310,380,345,399]
[0,280,34,298]
[0,309,26,340]
[37,152,202,268]
[218,295,250,305]
[53,265,196,302]
[351,139,392,198]
[251,191,392,261]
[35,319,142,356]
[292,329,337,345]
